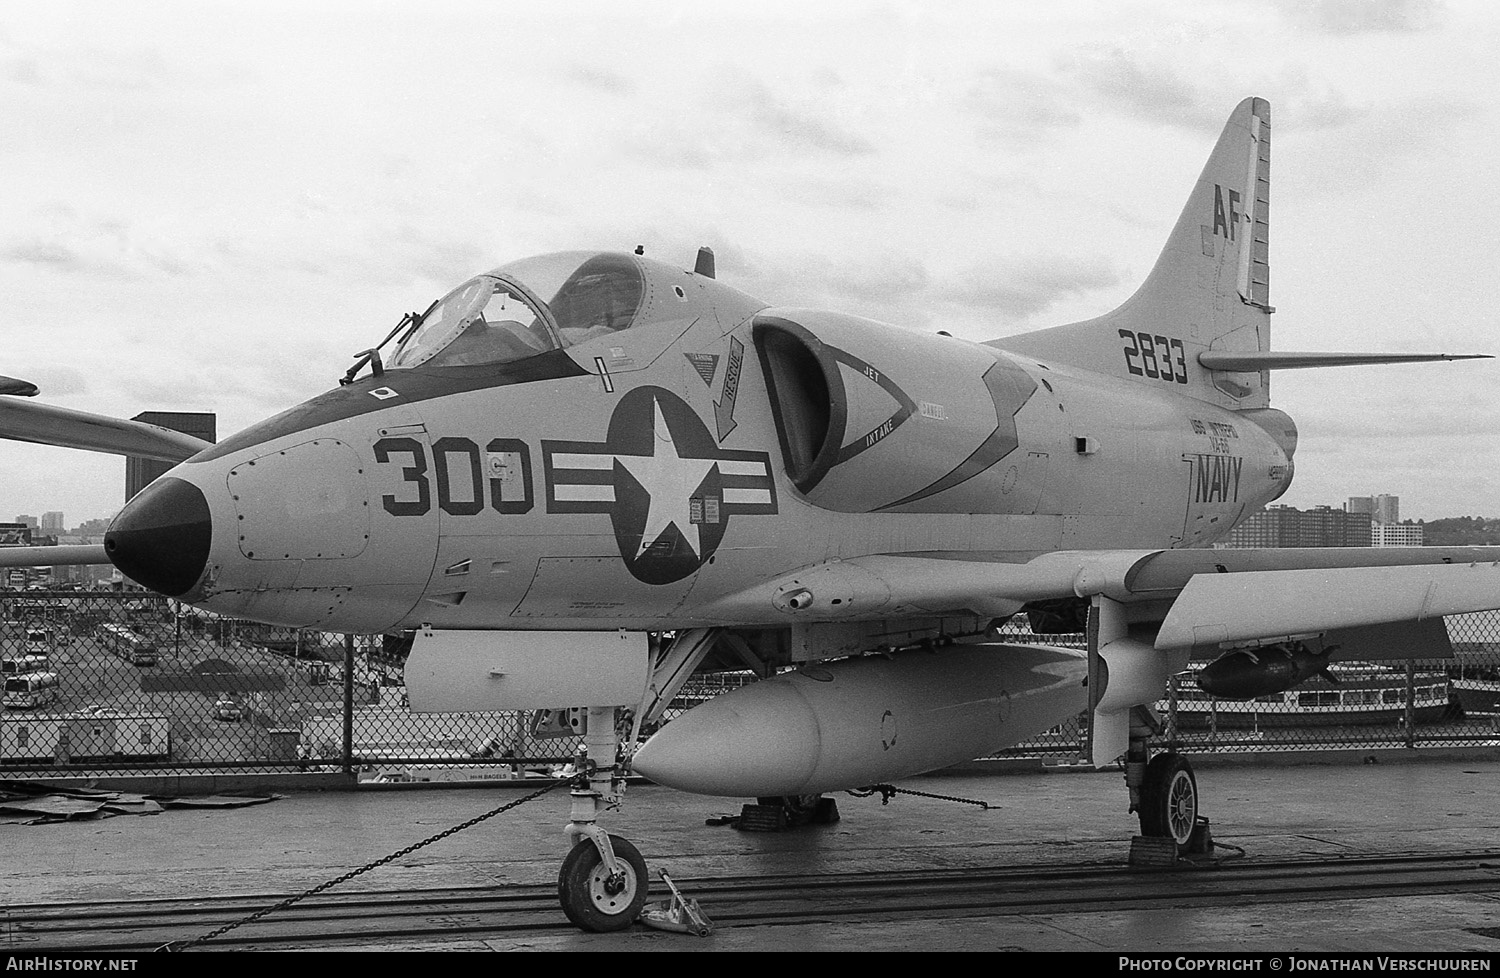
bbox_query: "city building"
[1347,494,1400,525]
[125,412,216,501]
[39,512,64,533]
[1221,504,1373,548]
[1372,521,1424,547]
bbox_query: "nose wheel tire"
[1138,753,1198,847]
[557,834,649,932]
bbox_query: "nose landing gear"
[558,704,651,932]
[558,830,649,932]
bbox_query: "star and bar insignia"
[542,386,778,585]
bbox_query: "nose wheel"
[558,833,649,932]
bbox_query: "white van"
[1,654,50,677]
[3,672,61,709]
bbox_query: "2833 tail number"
[1119,330,1188,385]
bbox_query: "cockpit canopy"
[389,251,646,370]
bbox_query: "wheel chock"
[639,870,713,937]
[1128,835,1179,868]
[735,802,787,832]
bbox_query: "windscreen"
[386,252,647,370]
[388,276,557,369]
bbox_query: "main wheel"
[557,834,648,932]
[1138,753,1198,846]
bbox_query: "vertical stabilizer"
[992,97,1273,409]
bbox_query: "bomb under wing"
[630,642,1087,797]
[1195,643,1337,701]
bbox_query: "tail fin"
[992,97,1273,409]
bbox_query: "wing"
[0,544,110,567]
[0,397,210,462]
[703,546,1500,765]
[703,546,1500,627]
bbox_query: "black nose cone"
[105,477,212,597]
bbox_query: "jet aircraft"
[3,96,1499,932]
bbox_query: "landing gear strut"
[1123,709,1200,848]
[559,705,647,931]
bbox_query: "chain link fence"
[992,613,1500,759]
[2,591,1497,782]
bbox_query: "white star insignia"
[615,398,716,558]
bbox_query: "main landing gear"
[1123,710,1201,849]
[1136,753,1199,845]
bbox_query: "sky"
[1,0,1497,527]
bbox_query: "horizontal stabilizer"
[0,398,210,462]
[1197,351,1490,371]
[1156,561,1500,650]
[0,544,110,567]
[0,375,39,396]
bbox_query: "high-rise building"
[1347,494,1399,524]
[125,412,216,500]
[40,511,64,533]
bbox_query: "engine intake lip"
[752,317,843,494]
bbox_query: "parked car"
[212,695,243,722]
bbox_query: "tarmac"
[4,749,1500,953]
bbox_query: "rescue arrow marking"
[714,336,743,442]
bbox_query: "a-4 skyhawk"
[3,96,1497,932]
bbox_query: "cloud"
[1,207,207,280]
[565,65,636,95]
[1273,0,1444,34]
[725,247,931,317]
[962,69,1081,143]
[3,366,89,398]
[3,55,41,85]
[615,76,877,171]
[1061,48,1225,131]
[740,82,875,156]
[939,254,1122,319]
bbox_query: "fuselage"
[104,251,1295,633]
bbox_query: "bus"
[98,624,159,667]
[3,672,61,710]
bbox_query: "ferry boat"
[1171,660,1452,729]
[1452,677,1500,717]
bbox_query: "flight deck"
[4,753,1500,953]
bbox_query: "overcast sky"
[2,0,1497,527]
